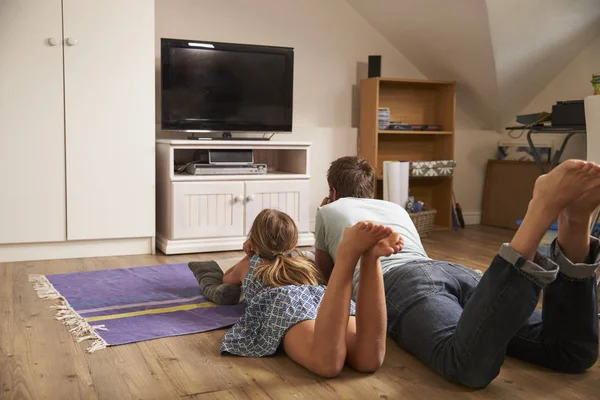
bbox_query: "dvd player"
[185,163,267,175]
[193,149,254,165]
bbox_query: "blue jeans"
[383,238,600,388]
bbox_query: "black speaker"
[368,55,381,78]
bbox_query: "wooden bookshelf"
[358,77,456,230]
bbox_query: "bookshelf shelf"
[359,77,456,230]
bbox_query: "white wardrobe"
[0,0,155,262]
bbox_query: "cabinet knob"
[47,38,60,46]
[66,38,78,46]
[246,194,255,202]
[234,196,244,203]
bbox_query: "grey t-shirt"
[315,197,430,299]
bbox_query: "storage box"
[410,160,456,177]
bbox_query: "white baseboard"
[462,212,481,225]
[0,237,154,263]
[157,232,315,255]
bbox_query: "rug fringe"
[29,274,108,353]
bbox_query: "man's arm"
[314,205,334,282]
[315,249,334,282]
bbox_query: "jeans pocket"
[384,262,438,332]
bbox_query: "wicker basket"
[409,209,437,238]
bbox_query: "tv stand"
[155,139,314,254]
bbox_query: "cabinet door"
[244,180,310,234]
[62,0,155,240]
[172,182,245,240]
[0,0,66,244]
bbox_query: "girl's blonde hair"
[249,209,324,287]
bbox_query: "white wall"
[452,108,500,224]
[345,0,503,220]
[456,31,600,223]
[503,33,600,161]
[346,0,499,130]
[155,0,424,228]
[158,0,579,227]
[487,0,600,128]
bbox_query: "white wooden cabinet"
[0,1,155,261]
[156,140,314,254]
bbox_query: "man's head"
[327,156,375,200]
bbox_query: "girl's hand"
[243,239,255,257]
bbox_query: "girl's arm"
[223,255,251,285]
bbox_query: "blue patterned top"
[220,254,356,357]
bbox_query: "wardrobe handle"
[66,38,78,46]
[47,38,60,46]
[234,196,244,203]
[246,194,255,202]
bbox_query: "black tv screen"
[161,39,294,132]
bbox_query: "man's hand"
[242,239,255,257]
[320,197,331,207]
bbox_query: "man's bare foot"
[561,166,600,223]
[364,232,403,260]
[511,160,600,260]
[338,221,392,261]
[533,160,600,216]
[556,167,600,263]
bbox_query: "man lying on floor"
[314,156,599,388]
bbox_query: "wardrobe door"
[62,0,155,240]
[0,0,66,244]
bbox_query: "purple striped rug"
[29,261,245,352]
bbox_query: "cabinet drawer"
[172,182,245,239]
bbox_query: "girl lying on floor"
[189,208,402,378]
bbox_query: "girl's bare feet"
[365,232,403,260]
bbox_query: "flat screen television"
[161,38,294,133]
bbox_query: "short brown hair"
[327,156,375,199]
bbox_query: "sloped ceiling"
[346,0,600,130]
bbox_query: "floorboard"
[1,226,599,399]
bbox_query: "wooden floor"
[1,226,599,400]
